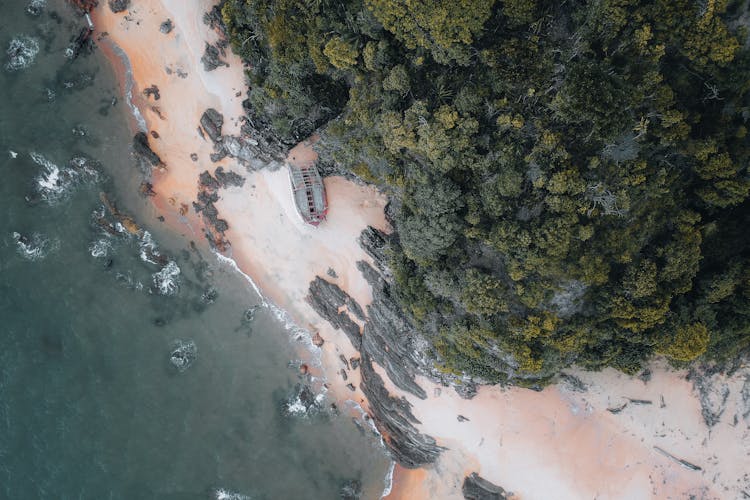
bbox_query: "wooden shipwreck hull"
[288,163,328,226]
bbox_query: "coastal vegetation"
[221,0,750,384]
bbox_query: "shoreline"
[91,2,750,499]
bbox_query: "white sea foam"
[89,238,112,258]
[26,0,46,16]
[109,43,147,131]
[380,460,395,499]
[115,271,144,291]
[213,489,251,500]
[30,152,100,204]
[9,150,18,159]
[12,232,57,261]
[138,231,162,264]
[152,261,180,295]
[5,36,39,71]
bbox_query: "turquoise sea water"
[0,1,390,498]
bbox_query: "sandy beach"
[93,1,750,498]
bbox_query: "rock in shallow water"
[169,340,197,372]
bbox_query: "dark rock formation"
[201,42,228,71]
[159,19,173,34]
[462,473,508,500]
[143,84,160,100]
[359,226,390,276]
[108,0,129,13]
[358,260,428,400]
[133,132,162,167]
[214,166,245,188]
[359,356,442,468]
[200,108,223,142]
[307,277,362,349]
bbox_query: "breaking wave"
[26,0,46,16]
[30,152,100,204]
[152,261,180,295]
[138,231,162,264]
[11,231,58,261]
[89,238,113,258]
[5,36,39,71]
[212,489,251,500]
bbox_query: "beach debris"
[626,398,652,405]
[312,331,325,347]
[653,446,702,471]
[190,153,198,162]
[660,395,666,408]
[327,267,338,278]
[201,42,228,71]
[346,383,356,391]
[5,36,40,71]
[159,19,174,34]
[143,84,160,100]
[340,369,348,381]
[132,131,163,167]
[200,108,224,142]
[457,415,470,422]
[169,339,197,372]
[607,402,628,414]
[462,472,509,500]
[108,0,130,13]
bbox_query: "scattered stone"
[159,19,173,34]
[341,369,348,381]
[457,415,470,422]
[139,181,156,197]
[350,357,360,370]
[143,84,160,100]
[346,383,356,391]
[150,130,159,139]
[639,368,652,383]
[299,364,309,375]
[660,395,666,408]
[327,267,338,278]
[108,0,130,13]
[312,332,324,347]
[462,472,508,500]
[201,42,228,71]
[190,153,198,162]
[157,215,165,222]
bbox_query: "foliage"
[223,0,750,383]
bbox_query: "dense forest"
[221,0,750,384]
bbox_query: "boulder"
[108,0,130,13]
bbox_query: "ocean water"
[0,1,391,498]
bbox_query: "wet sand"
[93,1,750,498]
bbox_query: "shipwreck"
[289,163,328,226]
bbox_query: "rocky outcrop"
[213,166,245,188]
[360,356,442,468]
[462,473,508,500]
[307,277,363,349]
[359,226,390,277]
[133,132,162,167]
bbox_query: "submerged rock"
[462,473,508,500]
[339,479,362,500]
[5,36,40,71]
[169,339,197,372]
